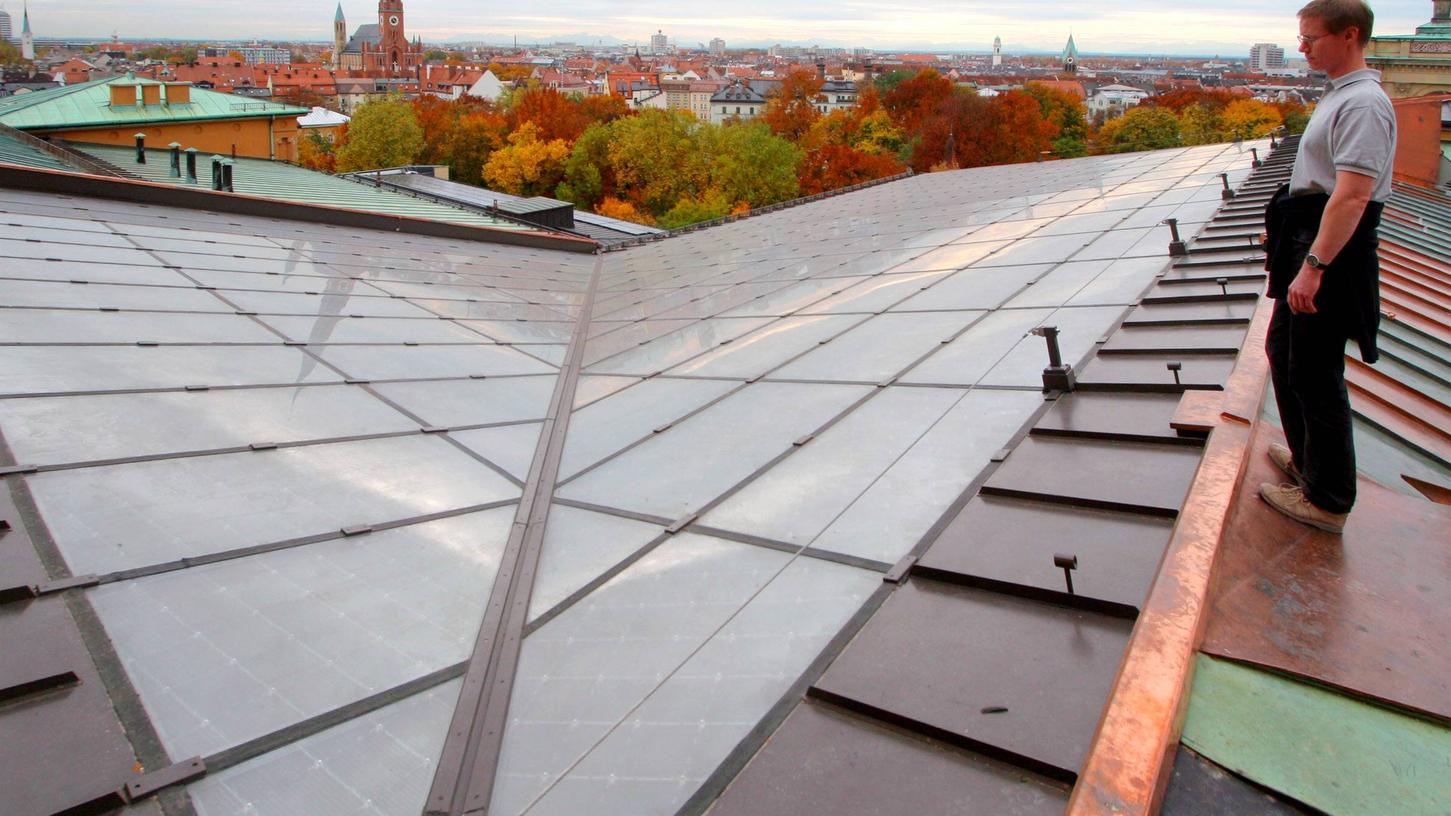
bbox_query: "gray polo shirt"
[1290,68,1396,202]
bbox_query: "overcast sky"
[12,0,1435,55]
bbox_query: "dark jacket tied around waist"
[1263,182,1385,363]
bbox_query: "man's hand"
[1288,264,1322,314]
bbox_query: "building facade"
[1367,1,1451,98]
[1249,43,1287,72]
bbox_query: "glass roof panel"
[527,504,665,621]
[254,315,490,345]
[796,270,954,315]
[665,314,863,380]
[308,344,555,380]
[810,388,1044,563]
[899,308,1054,386]
[0,279,224,311]
[771,311,981,383]
[585,318,775,376]
[489,533,789,815]
[188,679,462,816]
[32,435,520,574]
[89,508,511,758]
[701,386,964,546]
[0,345,343,395]
[559,378,739,479]
[0,310,281,344]
[513,556,878,816]
[0,384,419,466]
[370,375,558,427]
[891,264,1052,312]
[557,382,868,519]
[451,423,543,482]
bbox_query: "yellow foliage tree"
[1221,99,1284,141]
[481,122,571,196]
[596,196,655,226]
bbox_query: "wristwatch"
[1305,252,1326,269]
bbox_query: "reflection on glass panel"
[0,385,417,466]
[1065,257,1165,306]
[557,382,867,518]
[90,508,511,758]
[257,316,487,345]
[560,378,738,479]
[667,315,862,380]
[812,389,1043,563]
[899,308,1052,386]
[222,290,434,319]
[33,435,520,575]
[974,235,1084,268]
[0,279,224,311]
[517,557,878,816]
[0,346,341,395]
[371,376,557,427]
[457,320,577,344]
[887,240,1008,274]
[772,312,980,383]
[528,505,664,620]
[490,533,789,816]
[189,679,461,816]
[797,270,952,315]
[310,344,555,381]
[0,310,280,344]
[586,318,775,376]
[1002,261,1114,309]
[452,423,542,481]
[702,387,962,545]
[892,264,1049,312]
[977,305,1125,388]
[717,276,868,317]
[571,375,640,409]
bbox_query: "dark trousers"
[1265,298,1356,513]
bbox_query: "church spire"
[21,1,34,60]
[334,1,344,22]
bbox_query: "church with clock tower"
[336,0,425,74]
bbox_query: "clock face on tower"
[388,14,399,24]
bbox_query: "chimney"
[109,84,135,106]
[817,62,826,80]
[141,83,162,106]
[165,83,192,104]
[134,133,146,163]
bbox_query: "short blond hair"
[1298,0,1375,46]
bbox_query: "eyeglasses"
[1296,32,1331,46]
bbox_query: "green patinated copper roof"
[1183,655,1451,816]
[0,130,77,172]
[70,141,542,233]
[0,75,310,132]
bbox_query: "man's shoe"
[1258,482,1347,534]
[1268,443,1305,487]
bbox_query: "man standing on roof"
[1262,0,1395,534]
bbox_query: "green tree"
[607,110,708,216]
[334,95,425,172]
[658,191,733,229]
[1098,107,1181,153]
[0,40,21,66]
[424,49,448,61]
[557,122,613,208]
[700,121,802,208]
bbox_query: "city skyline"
[12,0,1435,56]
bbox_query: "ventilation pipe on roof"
[211,155,224,190]
[134,133,146,164]
[185,148,198,183]
[1219,173,1235,201]
[1028,325,1075,392]
[222,159,235,192]
[1162,218,1187,256]
[168,143,181,177]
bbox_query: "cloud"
[26,0,1434,55]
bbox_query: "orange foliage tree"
[763,67,825,142]
[799,144,905,194]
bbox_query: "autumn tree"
[448,110,507,186]
[882,69,955,134]
[605,110,709,216]
[1025,82,1089,158]
[799,144,905,195]
[1097,106,1182,153]
[334,95,424,172]
[1221,99,1283,141]
[700,121,802,209]
[763,67,825,142]
[1278,101,1311,135]
[1177,103,1226,145]
[556,122,615,209]
[297,131,336,172]
[482,122,570,196]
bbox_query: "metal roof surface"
[68,142,549,234]
[0,139,1303,816]
[0,75,309,131]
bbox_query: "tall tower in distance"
[377,0,406,71]
[333,3,346,70]
[992,36,1002,67]
[21,1,33,61]
[0,9,13,46]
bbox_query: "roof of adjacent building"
[0,133,1444,816]
[65,141,551,234]
[343,23,382,53]
[0,74,309,131]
